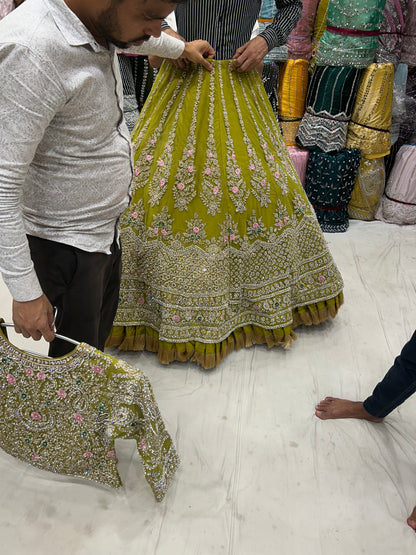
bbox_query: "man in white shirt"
[0,0,213,355]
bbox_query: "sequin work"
[109,60,344,369]
[0,326,179,501]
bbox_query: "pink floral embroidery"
[253,222,259,229]
[173,315,180,322]
[166,145,171,151]
[31,412,41,421]
[153,228,159,235]
[57,389,67,399]
[138,297,144,304]
[248,148,253,154]
[284,217,289,223]
[204,168,211,175]
[107,450,115,457]
[36,372,46,381]
[177,182,185,190]
[232,186,239,194]
[134,169,140,176]
[232,154,236,160]
[150,139,155,145]
[230,234,236,241]
[83,452,92,458]
[6,374,15,384]
[278,221,283,228]
[187,149,193,155]
[253,305,259,311]
[220,314,225,321]
[269,155,275,161]
[158,160,164,167]
[92,365,103,374]
[161,229,167,236]
[25,368,34,377]
[140,440,146,450]
[32,454,40,461]
[160,179,166,186]
[250,164,255,170]
[298,201,302,206]
[139,132,143,138]
[223,236,228,242]
[74,413,83,423]
[213,186,219,195]
[318,276,326,282]
[131,212,138,219]
[274,171,280,178]
[261,179,266,187]
[193,227,199,234]
[235,168,241,176]
[188,166,194,173]
[208,152,214,158]
[146,155,152,162]
[262,143,267,149]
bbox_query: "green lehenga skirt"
[107,60,344,369]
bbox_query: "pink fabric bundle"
[287,146,310,187]
[287,0,320,60]
[375,144,416,224]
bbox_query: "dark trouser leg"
[27,235,121,357]
[363,330,416,418]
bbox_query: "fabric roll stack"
[315,0,387,68]
[296,65,362,152]
[346,62,394,159]
[278,59,309,146]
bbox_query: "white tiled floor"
[1,220,416,554]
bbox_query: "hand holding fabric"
[230,35,269,73]
[12,294,55,342]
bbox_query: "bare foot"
[315,397,383,422]
[407,507,416,531]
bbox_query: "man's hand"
[229,35,269,73]
[13,294,55,342]
[180,40,215,71]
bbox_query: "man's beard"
[94,5,150,49]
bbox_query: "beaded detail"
[0,326,179,501]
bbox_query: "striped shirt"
[163,0,302,60]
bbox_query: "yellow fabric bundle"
[346,63,394,159]
[278,59,309,146]
[348,157,386,220]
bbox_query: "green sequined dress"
[108,60,344,369]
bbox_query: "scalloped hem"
[106,293,343,370]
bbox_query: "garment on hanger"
[0,323,179,501]
[376,0,407,66]
[287,0,320,60]
[315,0,387,68]
[346,62,394,159]
[304,148,362,232]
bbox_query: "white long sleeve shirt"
[0,0,185,302]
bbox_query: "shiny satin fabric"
[278,59,309,146]
[348,157,386,221]
[376,144,416,225]
[346,62,394,159]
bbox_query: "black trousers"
[27,235,122,357]
[363,330,416,418]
